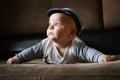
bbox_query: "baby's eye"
[54,23,60,27]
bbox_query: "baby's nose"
[48,25,54,29]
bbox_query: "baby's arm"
[6,41,43,64]
[78,42,120,63]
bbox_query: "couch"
[0,0,120,80]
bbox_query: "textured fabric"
[103,0,120,28]
[0,59,120,80]
[13,36,104,64]
[0,0,49,36]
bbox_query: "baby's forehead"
[50,13,76,27]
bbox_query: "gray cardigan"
[13,36,104,64]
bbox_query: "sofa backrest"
[102,0,120,28]
[1,0,120,36]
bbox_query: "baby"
[7,8,118,64]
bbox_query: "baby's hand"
[98,55,118,63]
[7,58,19,64]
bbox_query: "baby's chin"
[48,35,55,40]
[48,36,59,42]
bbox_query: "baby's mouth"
[48,32,53,35]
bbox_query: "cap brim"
[47,8,69,17]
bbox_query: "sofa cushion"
[0,59,120,80]
[0,33,46,59]
[79,28,120,55]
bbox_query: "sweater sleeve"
[13,41,43,63]
[77,43,105,63]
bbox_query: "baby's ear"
[69,28,77,39]
[71,28,77,35]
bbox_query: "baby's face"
[47,13,76,44]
